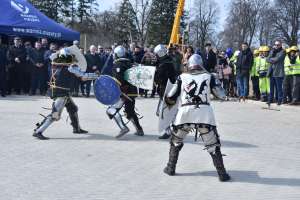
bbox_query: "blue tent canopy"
[0,0,80,41]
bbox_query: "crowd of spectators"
[0,36,299,106]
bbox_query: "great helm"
[50,45,87,71]
[187,54,204,71]
[154,44,168,58]
[114,45,126,58]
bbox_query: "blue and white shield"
[94,75,121,105]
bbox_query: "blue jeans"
[236,74,249,97]
[268,77,283,104]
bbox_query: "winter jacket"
[236,48,253,76]
[202,49,217,73]
[266,48,285,77]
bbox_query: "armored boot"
[164,143,183,176]
[33,115,53,140]
[210,147,230,182]
[130,116,144,136]
[69,112,88,134]
[114,113,130,138]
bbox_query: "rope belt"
[181,102,210,107]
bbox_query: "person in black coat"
[7,37,27,94]
[84,45,102,97]
[24,41,34,94]
[0,36,7,97]
[236,42,253,101]
[202,42,217,73]
[30,41,47,95]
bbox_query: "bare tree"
[189,0,219,50]
[257,6,276,46]
[220,0,268,49]
[247,0,269,46]
[129,0,153,46]
[272,0,300,45]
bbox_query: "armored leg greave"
[114,112,129,130]
[164,142,184,176]
[33,97,67,140]
[107,99,130,138]
[33,115,54,140]
[210,146,230,182]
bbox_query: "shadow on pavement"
[177,170,300,187]
[50,133,165,142]
[50,133,258,148]
[0,95,43,101]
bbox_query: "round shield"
[94,75,121,105]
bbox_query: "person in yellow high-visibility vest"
[283,47,296,103]
[289,46,300,105]
[250,49,260,100]
[257,46,271,102]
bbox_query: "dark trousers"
[80,81,86,96]
[30,68,47,95]
[251,76,260,100]
[221,79,229,96]
[124,97,142,130]
[292,75,300,102]
[8,64,25,94]
[23,68,31,94]
[70,76,80,96]
[269,77,283,104]
[236,74,249,97]
[85,80,95,97]
[283,75,293,103]
[0,67,6,96]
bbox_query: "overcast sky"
[97,0,231,28]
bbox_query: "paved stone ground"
[0,95,300,200]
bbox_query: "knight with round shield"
[33,45,99,140]
[104,45,144,138]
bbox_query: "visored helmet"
[154,44,168,58]
[187,54,204,71]
[114,45,126,58]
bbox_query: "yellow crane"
[169,0,186,46]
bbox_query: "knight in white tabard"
[163,54,230,182]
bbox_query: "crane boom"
[169,0,185,46]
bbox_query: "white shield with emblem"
[124,65,156,90]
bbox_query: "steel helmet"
[289,46,299,52]
[187,54,204,71]
[114,45,126,58]
[154,44,168,58]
